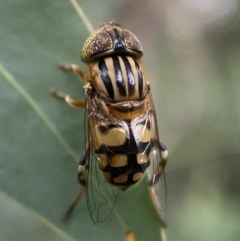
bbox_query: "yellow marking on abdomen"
[113,174,128,184]
[110,155,127,167]
[134,124,150,143]
[136,153,148,164]
[91,124,127,150]
[133,172,143,181]
[97,154,127,169]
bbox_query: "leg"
[62,186,85,221]
[51,89,85,109]
[62,140,91,221]
[77,140,90,185]
[58,63,84,81]
[150,139,168,180]
[157,141,168,175]
[52,63,85,108]
[147,140,168,191]
[125,230,138,241]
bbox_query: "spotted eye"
[81,23,143,62]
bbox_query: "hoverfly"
[53,23,168,229]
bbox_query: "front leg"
[51,89,85,109]
[58,63,84,81]
[52,63,86,108]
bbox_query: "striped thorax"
[90,56,147,101]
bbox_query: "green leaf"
[0,1,164,241]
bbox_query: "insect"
[53,23,168,227]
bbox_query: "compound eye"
[81,24,143,62]
[81,28,113,62]
[123,30,143,56]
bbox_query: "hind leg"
[62,140,90,221]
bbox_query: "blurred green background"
[1,0,240,241]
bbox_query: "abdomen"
[90,114,151,188]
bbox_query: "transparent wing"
[147,145,167,226]
[84,105,127,223]
[84,145,119,223]
[131,96,167,227]
[147,105,167,226]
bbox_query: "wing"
[84,143,119,223]
[84,100,128,223]
[147,144,167,227]
[147,100,168,226]
[131,95,168,227]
